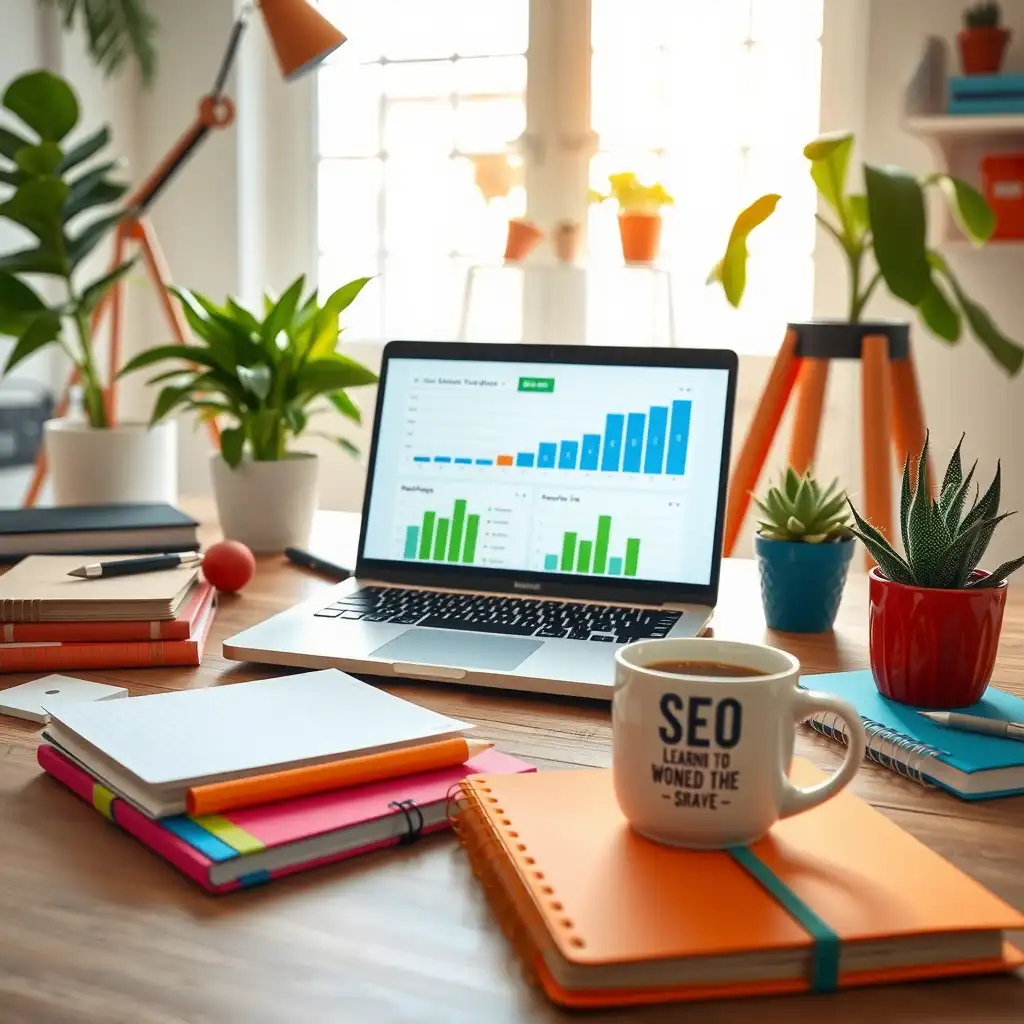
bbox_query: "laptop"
[224,341,738,700]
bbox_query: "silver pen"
[918,710,1024,743]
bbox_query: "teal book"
[802,670,1024,801]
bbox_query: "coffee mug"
[612,638,867,849]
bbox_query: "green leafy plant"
[710,131,1024,376]
[0,70,132,427]
[848,433,1024,588]
[591,172,675,212]
[117,274,379,467]
[964,1,1002,28]
[38,0,159,86]
[754,468,851,543]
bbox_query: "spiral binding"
[808,712,942,786]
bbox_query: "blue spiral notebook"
[802,670,1024,801]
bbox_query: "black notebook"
[0,504,199,561]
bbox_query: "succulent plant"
[754,469,852,543]
[964,1,1002,28]
[848,433,1024,589]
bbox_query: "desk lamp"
[25,0,346,506]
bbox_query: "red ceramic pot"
[868,567,1008,708]
[958,27,1011,75]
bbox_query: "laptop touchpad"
[370,628,542,673]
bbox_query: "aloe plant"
[118,274,378,467]
[848,434,1024,588]
[710,131,1024,376]
[754,468,851,543]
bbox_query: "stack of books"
[0,555,214,671]
[948,73,1024,115]
[38,669,534,892]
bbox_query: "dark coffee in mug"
[647,660,770,678]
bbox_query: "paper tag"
[0,674,128,724]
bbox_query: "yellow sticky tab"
[92,783,115,820]
[192,814,264,855]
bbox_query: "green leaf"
[150,382,196,424]
[334,436,360,459]
[934,513,1010,588]
[80,256,137,314]
[328,389,362,425]
[804,131,854,223]
[322,276,372,321]
[0,178,70,256]
[899,454,912,558]
[59,125,111,173]
[905,433,946,581]
[238,364,272,401]
[864,164,930,306]
[297,355,378,396]
[945,272,1023,375]
[0,246,64,276]
[713,194,780,308]
[118,342,225,378]
[847,499,916,584]
[943,461,977,538]
[0,127,32,161]
[0,168,26,188]
[3,71,79,142]
[969,554,1024,587]
[959,463,1002,576]
[67,211,123,269]
[64,164,128,220]
[284,406,307,436]
[917,276,962,343]
[2,311,62,374]
[0,272,47,336]
[225,298,261,336]
[939,434,964,505]
[262,275,305,346]
[14,142,63,177]
[848,194,869,234]
[935,174,995,245]
[220,426,246,468]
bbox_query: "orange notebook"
[453,760,1024,1009]
[0,586,216,673]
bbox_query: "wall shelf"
[906,113,1024,139]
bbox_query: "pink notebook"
[39,744,535,893]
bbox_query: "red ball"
[202,540,256,593]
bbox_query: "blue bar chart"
[411,399,692,477]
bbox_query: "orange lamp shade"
[258,0,347,80]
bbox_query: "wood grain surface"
[1,501,1023,1023]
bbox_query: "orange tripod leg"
[788,358,829,475]
[723,329,801,556]
[890,345,930,494]
[861,334,893,567]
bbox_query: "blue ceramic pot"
[754,535,854,633]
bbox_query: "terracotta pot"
[504,219,543,262]
[868,567,1008,708]
[554,220,580,262]
[618,211,662,263]
[958,27,1011,75]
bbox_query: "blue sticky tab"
[239,869,271,888]
[163,815,239,863]
[728,846,841,992]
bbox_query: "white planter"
[211,453,319,553]
[45,419,178,507]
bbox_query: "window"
[316,1,823,350]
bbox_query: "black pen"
[68,552,203,579]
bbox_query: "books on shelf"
[948,73,1024,115]
[37,668,535,891]
[803,670,1024,800]
[451,764,1024,1009]
[0,503,198,562]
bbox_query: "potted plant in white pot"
[848,434,1024,708]
[753,468,854,633]
[0,70,177,506]
[119,273,377,552]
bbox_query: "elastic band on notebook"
[389,799,424,844]
[728,846,840,993]
[92,783,115,821]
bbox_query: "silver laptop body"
[225,341,738,700]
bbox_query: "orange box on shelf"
[496,454,514,466]
[982,153,1024,240]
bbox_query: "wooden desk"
[2,505,1024,1023]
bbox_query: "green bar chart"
[406,498,481,564]
[546,515,641,577]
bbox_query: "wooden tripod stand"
[23,95,235,508]
[722,323,929,564]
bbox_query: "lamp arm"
[212,3,256,98]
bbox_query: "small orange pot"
[958,26,1011,75]
[618,211,662,264]
[554,220,580,262]
[504,219,543,262]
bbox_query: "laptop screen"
[361,355,732,589]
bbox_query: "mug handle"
[778,689,867,819]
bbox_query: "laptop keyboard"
[313,586,681,643]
